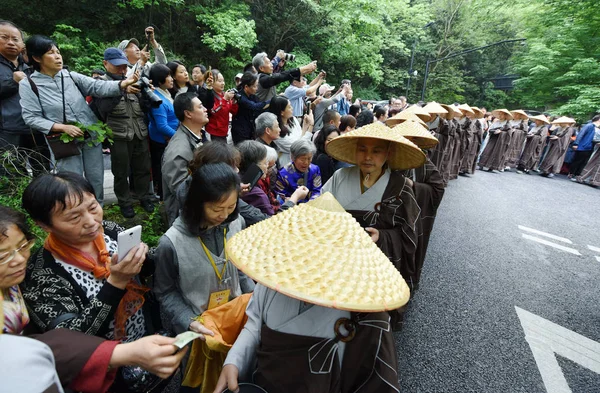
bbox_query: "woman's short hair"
[255,112,277,138]
[237,140,267,174]
[265,146,278,163]
[182,163,240,234]
[339,115,357,132]
[374,105,387,119]
[313,124,339,154]
[25,35,57,71]
[0,205,32,241]
[149,63,171,87]
[349,104,361,118]
[239,72,258,91]
[188,141,240,173]
[22,172,96,227]
[356,110,374,128]
[290,139,316,160]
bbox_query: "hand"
[312,96,323,107]
[111,335,187,379]
[125,84,141,94]
[299,61,317,75]
[224,90,235,101]
[206,72,214,88]
[145,26,156,42]
[289,186,309,204]
[60,124,84,138]
[550,135,558,140]
[140,46,150,63]
[240,182,251,196]
[13,71,26,83]
[108,242,148,289]
[213,364,239,393]
[123,71,140,89]
[276,50,285,60]
[318,70,326,79]
[189,321,215,338]
[365,227,379,243]
[303,112,314,127]
[494,130,501,135]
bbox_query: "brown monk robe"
[517,122,549,173]
[460,118,482,175]
[457,117,474,175]
[539,125,575,175]
[440,118,458,184]
[401,158,445,290]
[577,147,600,186]
[449,118,464,180]
[478,119,512,171]
[428,115,449,175]
[504,120,528,169]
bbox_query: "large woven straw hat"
[385,111,428,128]
[325,122,426,170]
[510,110,529,120]
[552,116,576,125]
[530,114,550,124]
[492,109,514,120]
[439,104,456,120]
[458,104,475,116]
[391,120,438,149]
[226,193,411,312]
[470,106,484,119]
[401,105,432,122]
[422,102,448,115]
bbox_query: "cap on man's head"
[104,48,129,66]
[117,38,140,52]
[235,73,243,81]
[319,84,335,95]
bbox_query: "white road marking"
[518,225,573,244]
[516,306,600,393]
[587,245,600,253]
[595,256,600,263]
[521,234,582,256]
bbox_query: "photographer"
[252,51,318,102]
[313,83,350,132]
[197,68,237,142]
[94,48,154,218]
[231,72,269,144]
[284,71,326,119]
[118,26,167,78]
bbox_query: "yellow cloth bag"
[182,293,252,391]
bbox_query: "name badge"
[208,289,231,310]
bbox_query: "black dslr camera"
[137,76,162,108]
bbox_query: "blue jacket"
[0,54,31,134]
[574,122,596,151]
[148,90,178,144]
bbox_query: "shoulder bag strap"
[26,74,45,118]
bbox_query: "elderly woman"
[238,140,308,215]
[322,123,426,326]
[0,205,186,393]
[18,35,138,204]
[275,139,322,203]
[154,163,254,335]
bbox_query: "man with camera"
[284,72,326,119]
[253,50,318,102]
[118,26,167,78]
[94,48,154,218]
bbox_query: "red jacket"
[206,92,238,137]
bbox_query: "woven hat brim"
[510,110,529,120]
[439,104,455,120]
[402,106,433,122]
[458,104,475,115]
[325,127,427,171]
[530,115,550,124]
[551,116,576,125]
[492,109,514,119]
[226,194,411,312]
[391,121,438,149]
[422,102,448,115]
[470,107,484,119]
[385,113,428,128]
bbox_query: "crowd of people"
[1,17,600,393]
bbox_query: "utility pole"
[406,22,434,98]
[420,38,526,101]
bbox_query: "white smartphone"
[117,225,142,263]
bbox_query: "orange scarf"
[44,232,149,340]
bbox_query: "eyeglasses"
[0,35,23,44]
[0,239,36,266]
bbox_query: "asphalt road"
[395,169,600,392]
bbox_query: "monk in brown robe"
[577,147,600,187]
[539,117,576,177]
[478,109,513,172]
[517,115,550,174]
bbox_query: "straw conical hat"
[391,120,438,149]
[470,106,484,119]
[510,110,529,121]
[385,112,428,128]
[401,105,432,122]
[326,122,426,170]
[439,104,455,120]
[458,104,475,116]
[226,193,411,312]
[551,116,576,125]
[530,114,550,124]
[422,102,448,115]
[492,109,514,119]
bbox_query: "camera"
[278,50,295,62]
[228,88,242,102]
[137,76,162,108]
